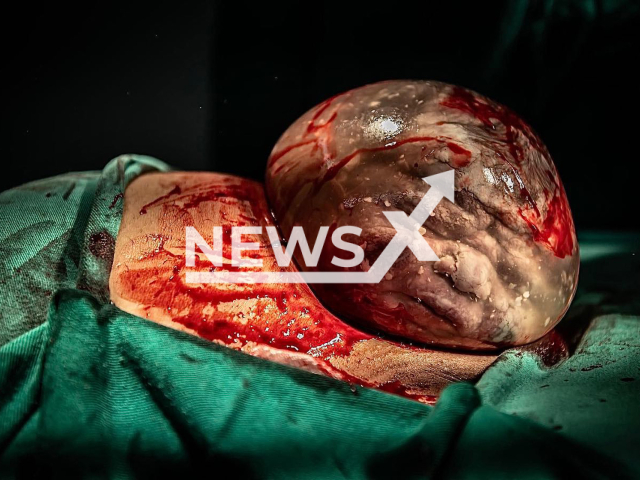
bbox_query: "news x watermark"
[185,170,454,284]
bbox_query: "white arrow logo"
[186,170,454,284]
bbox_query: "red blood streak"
[306,92,348,134]
[519,187,575,258]
[446,141,471,156]
[140,185,182,215]
[446,142,472,168]
[319,136,457,188]
[139,183,271,221]
[308,109,338,134]
[109,193,123,209]
[269,139,317,166]
[269,92,349,168]
[440,86,544,163]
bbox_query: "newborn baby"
[109,81,578,400]
[266,80,579,350]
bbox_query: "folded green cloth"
[1,156,638,478]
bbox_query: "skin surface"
[266,80,579,350]
[110,172,509,403]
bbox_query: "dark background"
[3,1,639,231]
